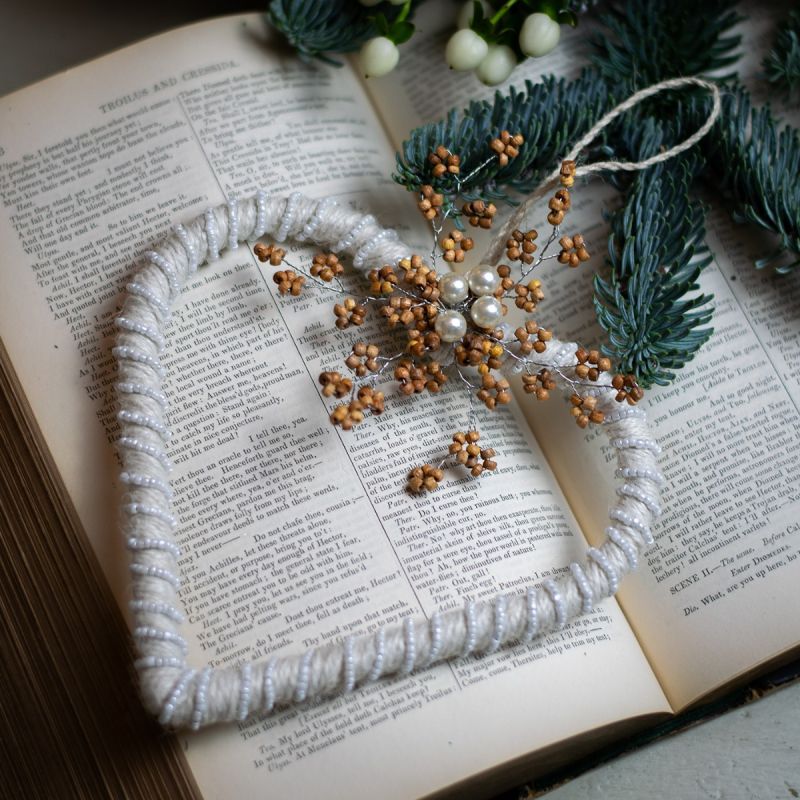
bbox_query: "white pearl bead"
[435,310,468,342]
[466,265,501,296]
[438,273,469,306]
[470,295,503,329]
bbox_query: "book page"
[517,6,800,709]
[521,192,800,710]
[0,14,669,799]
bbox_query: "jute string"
[482,76,721,266]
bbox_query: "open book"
[1,8,799,799]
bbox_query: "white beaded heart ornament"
[114,77,719,730]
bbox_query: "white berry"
[519,12,561,58]
[445,28,489,70]
[360,37,400,78]
[457,0,491,29]
[476,44,516,85]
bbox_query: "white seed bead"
[606,526,639,569]
[543,579,566,629]
[191,666,213,730]
[302,196,337,240]
[129,562,180,589]
[236,662,252,721]
[615,485,662,519]
[343,636,356,692]
[615,466,665,485]
[402,617,416,674]
[115,316,165,351]
[587,547,620,596]
[117,409,171,440]
[610,507,655,546]
[133,626,188,654]
[353,228,398,269]
[367,628,386,683]
[129,599,185,624]
[277,192,301,242]
[263,656,278,713]
[294,649,314,703]
[126,536,181,559]
[126,281,170,318]
[524,586,539,642]
[487,594,508,653]
[118,436,172,471]
[227,197,239,250]
[119,471,172,498]
[569,562,594,614]
[116,381,168,408]
[135,655,184,670]
[462,600,477,656]
[159,668,196,726]
[603,406,646,424]
[173,223,198,275]
[611,436,662,455]
[144,250,180,298]
[204,209,220,261]
[428,612,443,665]
[112,346,164,378]
[253,189,269,239]
[334,214,374,253]
[123,503,177,529]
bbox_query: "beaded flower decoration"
[252,139,643,493]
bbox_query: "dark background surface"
[1,0,255,96]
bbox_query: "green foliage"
[706,89,800,273]
[763,9,800,99]
[466,0,581,58]
[394,71,613,207]
[590,0,742,89]
[266,0,414,65]
[594,152,713,387]
[392,0,753,385]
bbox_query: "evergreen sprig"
[590,0,742,89]
[763,9,800,99]
[266,0,412,66]
[706,89,800,273]
[594,154,714,387]
[392,0,800,385]
[394,71,613,207]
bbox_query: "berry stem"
[489,0,521,27]
[395,0,412,24]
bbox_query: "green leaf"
[373,13,391,37]
[389,19,415,45]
